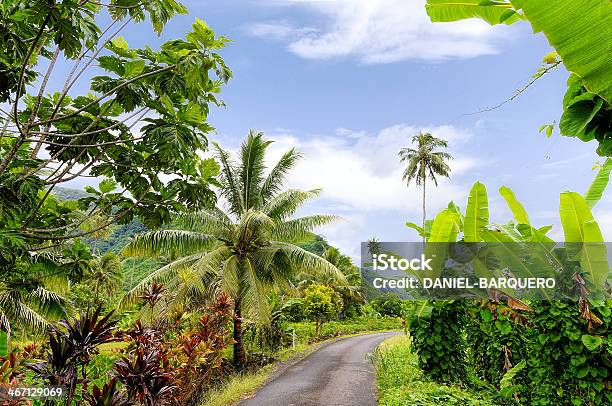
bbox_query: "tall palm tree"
[399,132,453,235]
[85,252,123,307]
[122,130,344,367]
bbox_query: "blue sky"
[60,0,610,259]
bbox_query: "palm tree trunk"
[422,167,427,244]
[233,299,247,368]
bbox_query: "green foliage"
[528,300,611,406]
[465,301,531,400]
[425,0,521,25]
[464,181,489,242]
[0,330,7,357]
[584,158,612,208]
[297,233,330,256]
[424,0,612,156]
[498,360,526,399]
[408,301,467,383]
[370,293,404,318]
[0,0,231,333]
[302,284,343,335]
[297,246,364,317]
[122,131,343,366]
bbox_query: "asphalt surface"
[239,331,399,406]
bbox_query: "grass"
[201,367,272,406]
[375,335,499,406]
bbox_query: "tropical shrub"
[528,300,611,406]
[28,307,118,404]
[404,169,611,401]
[302,284,343,336]
[408,301,467,383]
[464,301,531,401]
[371,293,404,318]
[281,298,305,323]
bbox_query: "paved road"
[239,332,399,406]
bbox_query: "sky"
[50,0,611,259]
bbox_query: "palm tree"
[122,130,344,367]
[85,252,123,307]
[399,132,453,234]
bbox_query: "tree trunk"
[233,299,247,368]
[422,167,427,244]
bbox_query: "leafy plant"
[0,0,230,333]
[114,346,176,406]
[302,284,343,336]
[83,378,130,406]
[424,0,612,156]
[528,300,611,405]
[370,293,404,318]
[407,300,467,383]
[28,306,118,404]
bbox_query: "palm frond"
[214,142,244,216]
[0,291,49,333]
[260,148,302,204]
[241,258,271,323]
[239,130,270,210]
[272,215,339,242]
[268,241,346,284]
[237,210,275,241]
[263,189,322,220]
[173,209,232,237]
[121,230,215,258]
[120,253,206,307]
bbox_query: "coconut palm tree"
[122,131,344,367]
[399,132,453,234]
[85,252,123,307]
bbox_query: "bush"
[302,284,343,335]
[464,301,530,401]
[528,300,611,406]
[281,298,305,322]
[408,301,467,383]
[371,293,404,318]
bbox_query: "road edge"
[201,330,401,406]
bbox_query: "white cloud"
[258,124,484,255]
[247,20,317,41]
[265,124,478,212]
[248,0,514,63]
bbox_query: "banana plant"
[408,170,610,299]
[424,1,612,156]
